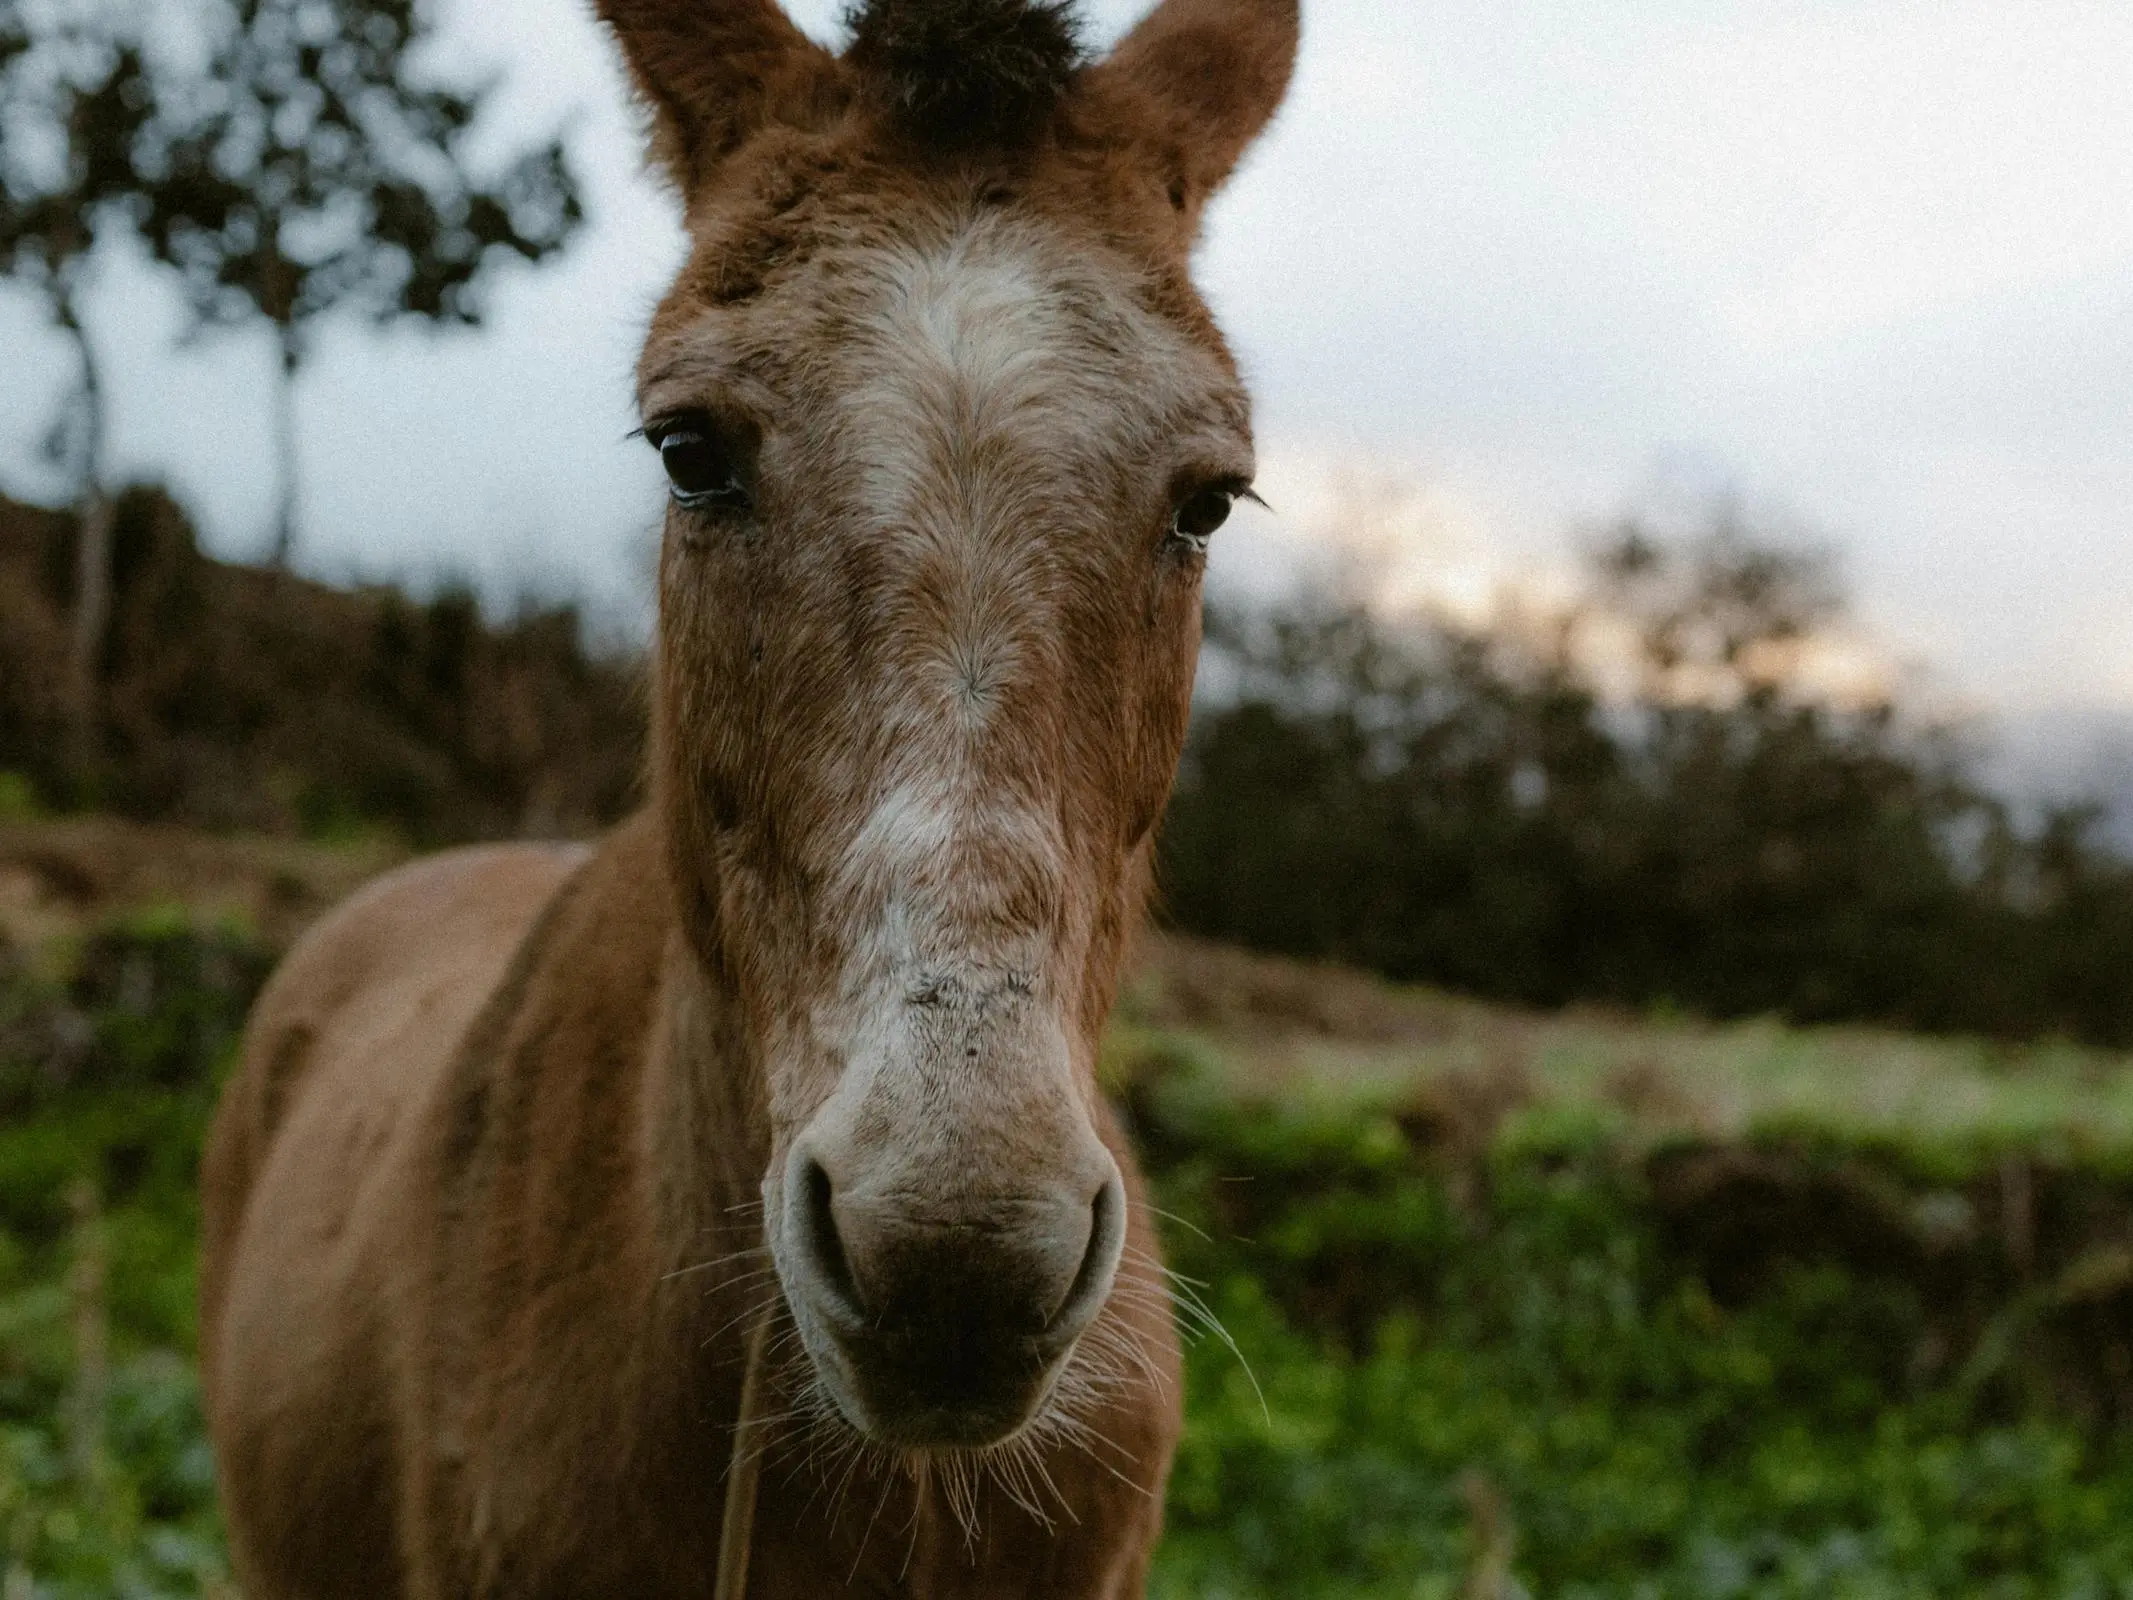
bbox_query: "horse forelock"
[844,0,1087,147]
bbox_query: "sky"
[3,0,2131,727]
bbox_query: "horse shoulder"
[199,839,590,1598]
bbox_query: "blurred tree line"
[0,486,641,840]
[1,0,582,766]
[1161,526,2133,1046]
[6,479,2128,1046]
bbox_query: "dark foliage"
[1129,1054,2133,1597]
[0,488,642,843]
[2,0,586,671]
[0,2,161,438]
[845,0,1085,143]
[1160,530,2133,1046]
[145,0,583,338]
[0,917,269,1121]
[0,919,244,1592]
[0,1,196,764]
[134,0,585,563]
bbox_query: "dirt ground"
[0,816,404,952]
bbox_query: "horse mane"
[843,0,1086,146]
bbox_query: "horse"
[198,0,1298,1592]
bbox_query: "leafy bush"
[1135,1057,2133,1598]
[0,914,256,1596]
[1161,532,2133,1047]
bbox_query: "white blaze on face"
[834,774,1063,972]
[815,219,1213,991]
[842,228,1143,514]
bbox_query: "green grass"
[10,917,2133,1595]
[1133,1054,2133,1598]
[0,916,244,1596]
[0,773,42,825]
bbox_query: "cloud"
[1,0,2127,712]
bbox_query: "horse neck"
[638,910,777,1300]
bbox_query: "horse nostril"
[800,1155,864,1317]
[1049,1173,1124,1337]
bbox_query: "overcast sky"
[4,0,2130,719]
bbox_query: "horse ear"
[595,0,843,190]
[1086,0,1299,214]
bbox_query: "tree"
[1157,514,2133,1039]
[147,0,583,565]
[0,0,164,768]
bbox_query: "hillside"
[0,488,642,840]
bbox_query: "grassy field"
[1118,941,2133,1598]
[6,820,2133,1596]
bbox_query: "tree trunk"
[270,324,301,568]
[60,292,112,780]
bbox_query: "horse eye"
[1170,485,1236,550]
[650,415,751,512]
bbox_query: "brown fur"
[200,3,1297,1594]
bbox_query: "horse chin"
[784,1291,1073,1453]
